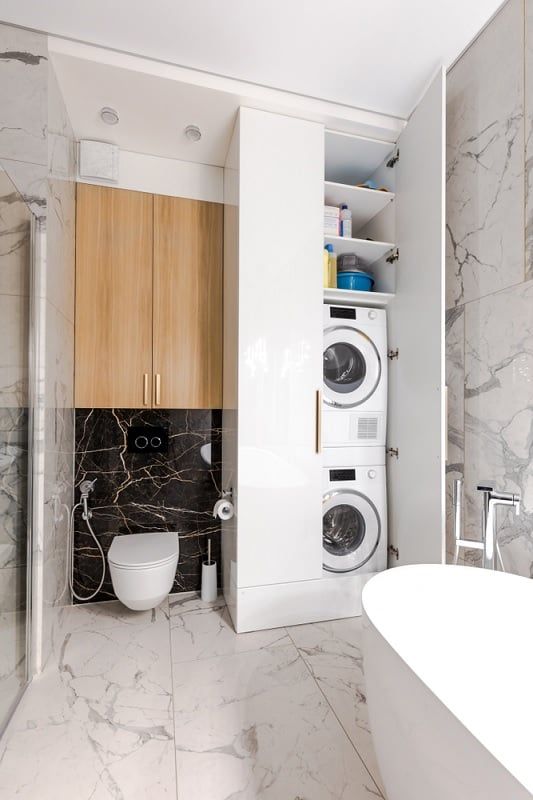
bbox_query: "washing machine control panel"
[368,469,377,479]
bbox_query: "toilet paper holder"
[213,488,234,521]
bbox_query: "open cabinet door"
[387,69,446,566]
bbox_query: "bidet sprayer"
[79,478,97,520]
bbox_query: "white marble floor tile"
[57,597,170,635]
[170,603,290,664]
[172,641,383,800]
[287,616,384,794]
[0,599,177,799]
[169,590,226,616]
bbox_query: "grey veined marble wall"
[0,24,76,670]
[446,0,533,575]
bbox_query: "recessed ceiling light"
[185,125,202,142]
[100,106,119,125]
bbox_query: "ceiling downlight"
[100,106,119,125]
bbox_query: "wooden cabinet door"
[75,184,153,408]
[153,195,223,409]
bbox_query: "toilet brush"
[201,538,217,603]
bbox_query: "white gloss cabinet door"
[237,107,324,588]
[387,69,446,566]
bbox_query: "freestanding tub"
[362,564,533,800]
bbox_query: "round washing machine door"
[323,325,382,408]
[322,489,381,573]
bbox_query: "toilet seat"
[108,532,179,569]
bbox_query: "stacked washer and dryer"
[322,304,388,579]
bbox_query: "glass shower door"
[0,168,33,731]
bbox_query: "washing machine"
[323,304,387,447]
[322,447,387,576]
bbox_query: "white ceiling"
[1,0,504,119]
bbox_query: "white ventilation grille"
[356,417,379,441]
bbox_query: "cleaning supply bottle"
[325,244,337,288]
[340,204,352,238]
[323,247,329,288]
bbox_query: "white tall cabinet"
[223,108,324,629]
[223,72,446,632]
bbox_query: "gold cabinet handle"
[155,373,161,406]
[315,389,322,453]
[143,373,149,406]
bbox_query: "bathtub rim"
[362,563,533,796]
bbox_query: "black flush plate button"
[127,425,169,453]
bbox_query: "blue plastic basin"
[337,271,374,291]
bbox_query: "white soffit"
[49,41,405,167]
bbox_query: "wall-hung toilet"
[108,532,179,610]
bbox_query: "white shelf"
[324,287,394,309]
[324,235,395,265]
[325,131,396,185]
[324,182,394,229]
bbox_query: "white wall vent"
[78,140,119,183]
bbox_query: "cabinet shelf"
[323,235,395,265]
[324,182,394,229]
[324,287,394,309]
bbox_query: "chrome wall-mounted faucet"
[453,479,520,570]
[476,482,520,570]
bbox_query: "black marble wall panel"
[74,408,222,603]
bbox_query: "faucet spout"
[477,484,520,570]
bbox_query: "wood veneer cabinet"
[75,184,153,408]
[75,184,223,409]
[153,195,223,409]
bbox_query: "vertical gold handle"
[315,390,322,453]
[155,373,161,406]
[143,373,149,406]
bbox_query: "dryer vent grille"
[356,417,379,441]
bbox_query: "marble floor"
[0,593,385,799]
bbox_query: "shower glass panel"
[0,168,33,731]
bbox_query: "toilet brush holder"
[201,539,217,603]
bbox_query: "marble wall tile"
[445,306,465,562]
[47,63,76,181]
[40,300,74,666]
[446,0,524,309]
[45,177,75,322]
[74,408,222,602]
[0,160,47,219]
[464,281,533,575]
[0,169,32,296]
[0,23,77,679]
[526,0,533,279]
[0,25,48,167]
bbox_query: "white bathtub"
[362,564,533,800]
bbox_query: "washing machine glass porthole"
[323,342,367,394]
[323,325,382,409]
[322,489,381,573]
[323,504,365,556]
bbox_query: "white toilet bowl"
[108,531,179,611]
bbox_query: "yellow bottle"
[323,248,330,287]
[325,244,337,288]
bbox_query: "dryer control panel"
[329,468,356,482]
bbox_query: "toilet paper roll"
[213,498,234,520]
